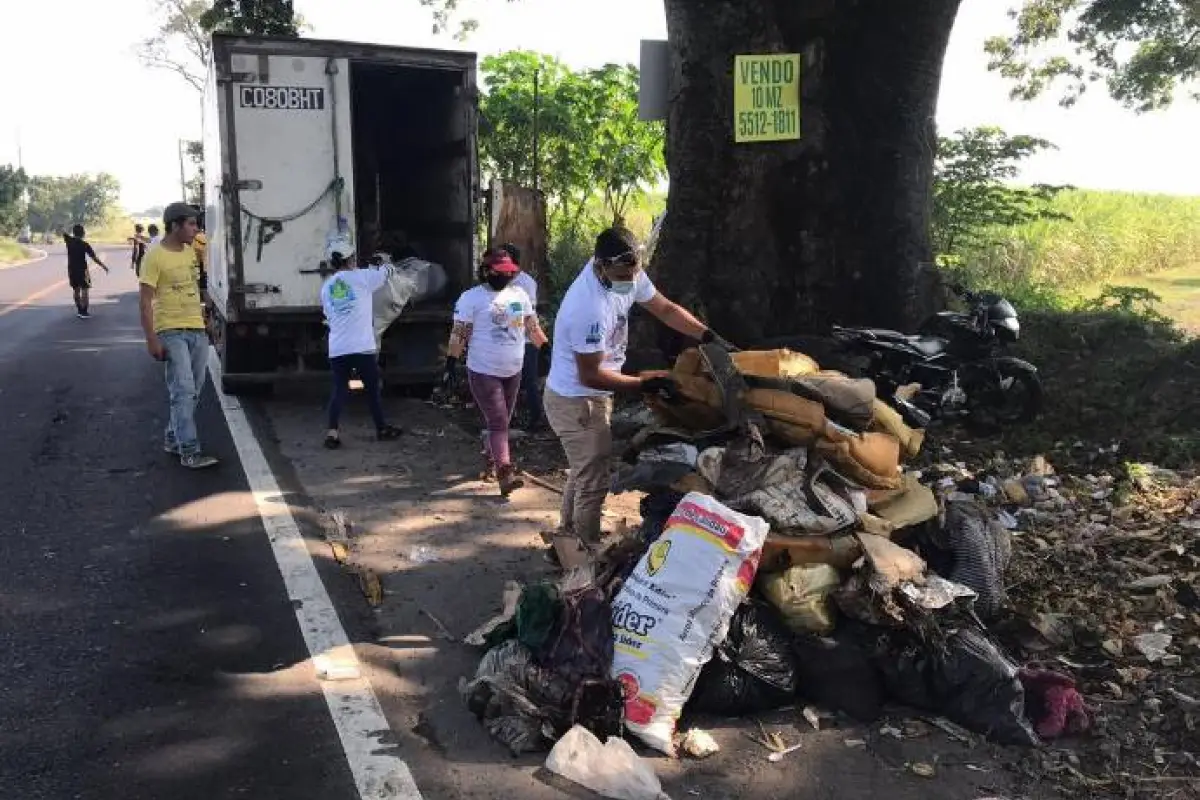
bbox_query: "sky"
[1,0,1197,210]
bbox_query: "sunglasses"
[595,251,641,270]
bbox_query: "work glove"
[640,375,682,403]
[700,328,739,352]
[441,356,460,395]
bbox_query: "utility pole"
[177,139,188,201]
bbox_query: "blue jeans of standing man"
[161,329,209,456]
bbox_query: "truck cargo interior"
[349,61,472,304]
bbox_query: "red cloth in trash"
[1019,667,1091,739]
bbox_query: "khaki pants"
[544,387,613,544]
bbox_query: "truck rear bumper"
[212,304,448,387]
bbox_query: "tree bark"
[646,0,962,353]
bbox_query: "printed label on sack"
[610,492,769,754]
[666,499,747,552]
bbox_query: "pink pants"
[468,368,521,466]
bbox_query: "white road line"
[208,349,423,800]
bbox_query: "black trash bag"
[638,490,685,544]
[791,620,886,722]
[464,640,625,756]
[865,625,1040,746]
[687,601,799,716]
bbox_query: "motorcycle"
[831,286,1042,430]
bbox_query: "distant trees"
[0,165,30,237]
[479,52,666,230]
[24,174,121,234]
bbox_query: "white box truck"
[201,33,479,393]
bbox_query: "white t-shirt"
[454,284,535,378]
[513,271,538,307]
[547,260,657,397]
[321,267,392,358]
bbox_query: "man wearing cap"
[545,225,732,548]
[139,203,218,470]
[320,235,404,449]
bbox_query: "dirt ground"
[257,386,1047,800]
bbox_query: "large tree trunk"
[646,0,961,354]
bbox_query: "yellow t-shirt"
[140,243,205,332]
[193,231,208,268]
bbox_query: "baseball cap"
[325,234,354,262]
[484,251,519,274]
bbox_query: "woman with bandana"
[443,249,548,496]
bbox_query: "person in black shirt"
[63,224,109,319]
[129,223,148,275]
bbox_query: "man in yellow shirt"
[139,202,218,470]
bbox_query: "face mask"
[486,274,513,291]
[608,280,636,296]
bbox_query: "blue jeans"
[520,343,543,428]
[161,329,209,456]
[327,352,387,431]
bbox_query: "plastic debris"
[544,725,671,800]
[408,546,440,564]
[463,581,523,647]
[688,602,798,717]
[767,742,803,763]
[1018,667,1091,739]
[1132,632,1173,663]
[758,564,841,635]
[680,729,720,760]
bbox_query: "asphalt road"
[0,248,360,799]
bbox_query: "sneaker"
[76,311,87,319]
[163,442,180,455]
[180,452,219,470]
[497,465,525,497]
[376,425,403,441]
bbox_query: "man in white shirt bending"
[544,226,731,547]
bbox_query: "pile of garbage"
[460,343,1114,797]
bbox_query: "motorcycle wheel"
[965,361,1043,428]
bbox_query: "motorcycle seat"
[853,328,909,341]
[834,326,947,357]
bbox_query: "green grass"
[88,212,156,245]
[959,189,1200,294]
[1084,266,1200,331]
[0,238,34,266]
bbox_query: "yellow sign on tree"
[734,54,802,143]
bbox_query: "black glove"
[700,328,739,352]
[441,356,459,392]
[640,375,681,402]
